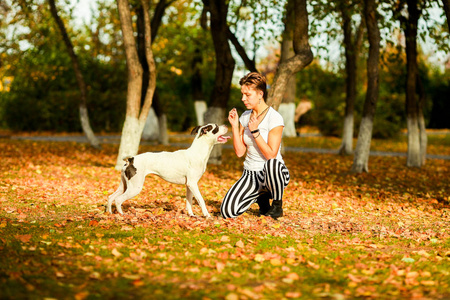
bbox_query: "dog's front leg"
[187,183,211,218]
[185,187,195,217]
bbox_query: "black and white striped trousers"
[220,159,290,219]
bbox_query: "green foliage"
[82,59,127,132]
[1,48,127,132]
[297,50,448,139]
[372,94,404,139]
[152,0,216,131]
[296,62,347,137]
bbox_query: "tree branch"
[139,0,157,124]
[227,28,258,72]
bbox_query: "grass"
[0,134,449,299]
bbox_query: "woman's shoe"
[264,200,283,219]
[256,194,271,216]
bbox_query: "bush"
[2,51,127,132]
[297,63,347,137]
[297,59,407,139]
[372,94,404,139]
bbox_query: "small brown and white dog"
[107,124,230,218]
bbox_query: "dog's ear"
[191,126,201,135]
[200,125,213,136]
[212,124,219,134]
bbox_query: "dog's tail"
[122,156,137,180]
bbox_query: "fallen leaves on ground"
[0,138,449,299]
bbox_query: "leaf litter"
[0,138,449,299]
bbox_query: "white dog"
[107,124,230,218]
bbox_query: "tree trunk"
[278,2,297,138]
[280,40,296,106]
[48,0,100,149]
[442,0,450,31]
[267,0,313,110]
[280,0,296,105]
[192,47,205,101]
[402,0,422,167]
[152,92,169,145]
[351,0,380,173]
[115,0,156,169]
[338,1,364,155]
[203,0,236,164]
[417,74,427,166]
[137,1,170,146]
[204,107,226,164]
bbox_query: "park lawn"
[0,137,449,299]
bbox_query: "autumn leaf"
[111,248,122,257]
[15,234,32,243]
[88,220,99,227]
[285,291,302,298]
[348,273,363,283]
[307,261,320,270]
[216,262,225,273]
[286,273,300,281]
[220,235,230,243]
[420,280,435,286]
[270,258,282,266]
[235,240,244,248]
[225,293,239,300]
[132,280,145,287]
[74,291,89,300]
[254,254,265,262]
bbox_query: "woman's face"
[241,85,263,109]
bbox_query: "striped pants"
[220,159,290,219]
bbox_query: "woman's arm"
[233,125,246,157]
[228,108,247,157]
[252,126,283,160]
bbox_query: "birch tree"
[115,0,156,169]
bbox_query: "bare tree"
[48,0,100,149]
[115,0,156,169]
[351,0,380,173]
[266,0,313,109]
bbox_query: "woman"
[220,72,290,219]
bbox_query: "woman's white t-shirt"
[239,107,285,171]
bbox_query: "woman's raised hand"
[228,108,239,128]
[248,115,258,132]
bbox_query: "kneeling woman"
[221,72,290,219]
